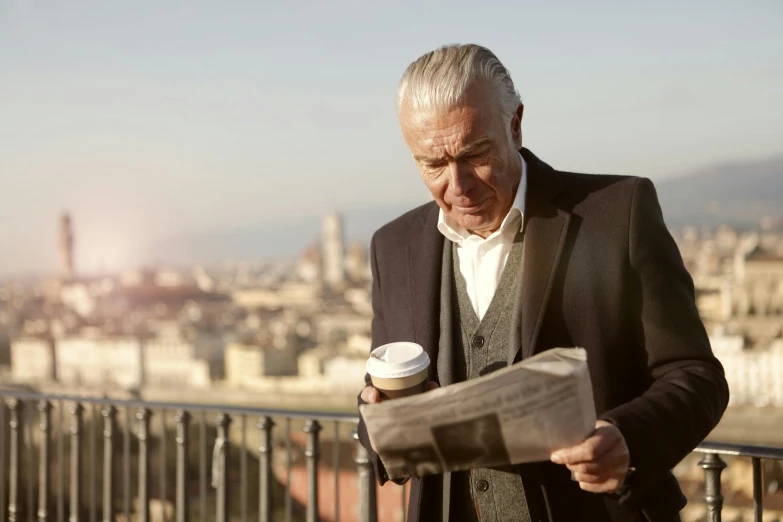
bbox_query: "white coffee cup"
[366,342,431,400]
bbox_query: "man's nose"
[447,162,476,196]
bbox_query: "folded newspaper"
[359,347,596,479]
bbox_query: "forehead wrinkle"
[402,99,498,166]
[415,132,489,164]
[412,117,480,162]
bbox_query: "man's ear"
[511,104,524,148]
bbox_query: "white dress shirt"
[437,153,527,320]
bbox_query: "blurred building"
[297,244,322,285]
[672,223,783,410]
[60,281,97,317]
[322,213,345,288]
[57,334,144,389]
[143,322,219,388]
[10,336,56,382]
[297,344,367,395]
[58,212,75,280]
[225,340,299,384]
[712,334,783,406]
[732,247,783,317]
[11,332,218,389]
[345,332,372,356]
[232,281,320,310]
[2,209,383,398]
[313,307,371,347]
[345,243,371,283]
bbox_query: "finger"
[566,461,604,474]
[426,382,440,391]
[565,445,627,474]
[551,428,620,464]
[572,462,628,484]
[572,472,603,484]
[578,477,623,494]
[361,386,380,403]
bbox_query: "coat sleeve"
[600,177,730,499]
[356,232,408,486]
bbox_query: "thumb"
[362,386,381,403]
[426,381,440,391]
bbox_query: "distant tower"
[322,213,345,288]
[58,212,75,280]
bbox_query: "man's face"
[400,81,524,238]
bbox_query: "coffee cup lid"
[367,342,430,379]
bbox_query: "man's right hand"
[360,382,440,454]
[360,381,440,404]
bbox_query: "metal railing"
[0,390,389,522]
[1,390,782,522]
[694,442,783,522]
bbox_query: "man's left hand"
[549,420,630,494]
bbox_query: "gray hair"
[396,44,522,123]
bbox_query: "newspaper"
[359,347,596,479]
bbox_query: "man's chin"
[455,215,493,234]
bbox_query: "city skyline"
[1,1,781,275]
[4,153,780,281]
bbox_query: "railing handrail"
[693,441,783,460]
[1,387,782,522]
[0,388,361,423]
[3,388,783,461]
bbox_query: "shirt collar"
[437,152,527,243]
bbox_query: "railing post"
[699,452,727,522]
[352,431,377,522]
[7,399,21,522]
[0,401,6,522]
[257,417,275,522]
[137,409,151,522]
[752,457,763,522]
[38,401,52,522]
[174,411,191,522]
[69,403,84,522]
[303,420,321,522]
[101,406,117,522]
[214,414,231,522]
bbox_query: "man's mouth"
[453,198,488,213]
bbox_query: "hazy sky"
[1,1,781,275]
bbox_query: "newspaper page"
[359,347,596,479]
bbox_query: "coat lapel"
[407,204,444,382]
[515,149,572,362]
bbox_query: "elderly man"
[357,44,728,522]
